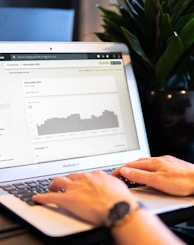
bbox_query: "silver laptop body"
[0,41,158,237]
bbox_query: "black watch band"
[104,200,144,227]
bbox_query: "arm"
[110,208,184,245]
[112,155,194,196]
[33,170,185,245]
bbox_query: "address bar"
[4,59,122,69]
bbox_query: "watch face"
[108,201,130,223]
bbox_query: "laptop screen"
[0,51,139,168]
[0,42,150,181]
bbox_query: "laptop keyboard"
[0,178,52,206]
[0,169,142,206]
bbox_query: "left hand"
[32,170,134,225]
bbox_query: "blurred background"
[0,0,111,42]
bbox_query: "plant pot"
[139,90,194,163]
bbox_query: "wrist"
[188,167,194,195]
[183,164,194,196]
[103,199,144,228]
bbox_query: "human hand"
[112,155,194,196]
[32,170,134,226]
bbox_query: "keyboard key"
[0,178,51,205]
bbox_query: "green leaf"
[122,0,144,16]
[175,14,194,33]
[169,0,186,21]
[144,0,159,39]
[180,18,194,49]
[118,2,148,41]
[119,6,145,37]
[156,34,183,90]
[121,27,153,66]
[96,1,194,90]
[97,6,120,19]
[159,12,174,44]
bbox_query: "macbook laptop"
[0,42,193,237]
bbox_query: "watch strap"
[104,200,144,227]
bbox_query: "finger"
[64,171,95,183]
[32,192,67,207]
[112,158,157,176]
[67,170,106,181]
[135,157,151,161]
[120,167,155,185]
[125,160,156,171]
[49,176,72,192]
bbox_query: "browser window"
[0,53,139,168]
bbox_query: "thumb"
[120,167,153,186]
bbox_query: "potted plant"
[96,0,194,162]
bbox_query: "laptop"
[0,42,193,237]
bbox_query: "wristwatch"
[104,200,144,227]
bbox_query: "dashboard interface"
[0,52,139,168]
